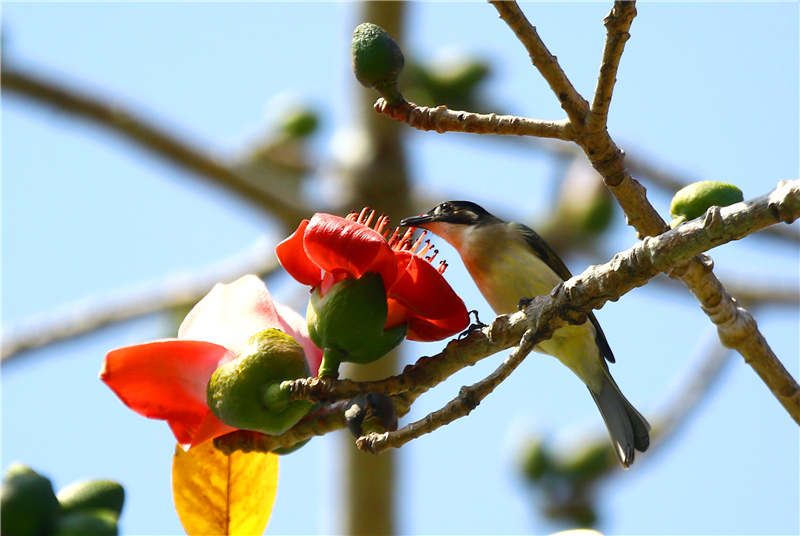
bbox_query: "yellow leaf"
[172,441,278,536]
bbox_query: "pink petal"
[275,302,322,376]
[178,275,284,356]
[100,339,235,432]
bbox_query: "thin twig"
[358,330,538,454]
[1,66,311,227]
[489,1,589,125]
[1,238,281,363]
[373,98,573,140]
[589,1,637,128]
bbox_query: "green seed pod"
[670,180,744,227]
[307,272,407,377]
[1,464,60,536]
[55,509,118,536]
[351,23,405,103]
[57,479,124,519]
[207,329,313,435]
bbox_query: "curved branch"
[1,66,311,227]
[248,180,800,457]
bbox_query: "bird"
[401,200,650,468]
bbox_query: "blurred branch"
[229,180,800,455]
[1,66,311,227]
[1,237,280,364]
[652,330,734,448]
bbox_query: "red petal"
[386,252,469,341]
[405,314,471,342]
[100,339,235,437]
[303,214,397,285]
[178,275,284,356]
[276,220,324,286]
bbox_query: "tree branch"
[1,66,311,227]
[489,0,590,125]
[223,180,800,455]
[373,99,573,140]
[1,238,280,363]
[589,1,637,128]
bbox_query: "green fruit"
[351,23,405,102]
[57,479,124,519]
[307,272,407,377]
[55,509,118,536]
[670,180,744,227]
[1,464,60,536]
[280,108,319,139]
[207,329,313,435]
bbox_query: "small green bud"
[521,439,551,482]
[307,272,407,377]
[1,464,60,536]
[55,509,118,536]
[351,23,405,103]
[207,329,313,435]
[559,443,616,481]
[57,479,124,519]
[670,180,744,227]
[279,107,319,139]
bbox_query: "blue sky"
[3,3,799,535]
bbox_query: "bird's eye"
[438,202,453,214]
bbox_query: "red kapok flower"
[99,275,322,450]
[276,208,469,342]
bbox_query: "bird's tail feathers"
[589,374,650,469]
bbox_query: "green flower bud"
[279,107,319,139]
[55,509,118,536]
[57,479,124,519]
[670,180,744,227]
[207,329,313,435]
[1,464,60,536]
[307,272,407,377]
[521,438,551,482]
[351,23,405,103]
[559,442,616,481]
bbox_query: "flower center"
[346,208,449,274]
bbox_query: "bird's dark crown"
[427,200,501,226]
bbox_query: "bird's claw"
[458,310,487,340]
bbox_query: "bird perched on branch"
[401,200,650,468]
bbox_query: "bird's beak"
[400,212,436,227]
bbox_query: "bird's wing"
[515,222,616,364]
